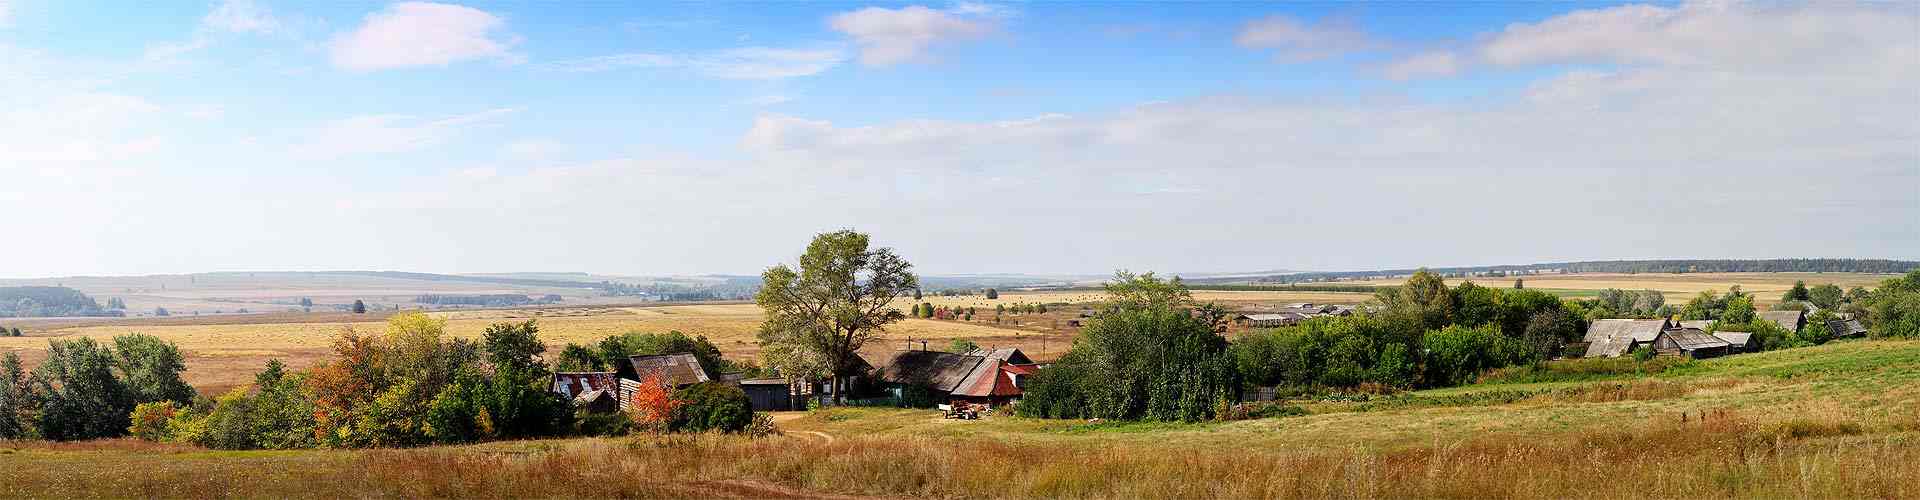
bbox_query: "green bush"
[575,411,632,437]
[1017,306,1237,422]
[1422,324,1533,387]
[672,382,753,433]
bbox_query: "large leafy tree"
[1018,273,1236,421]
[31,338,134,441]
[112,334,195,406]
[1377,269,1453,330]
[0,353,29,439]
[755,230,918,404]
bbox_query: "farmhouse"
[552,371,620,413]
[1583,318,1672,358]
[1711,331,1755,353]
[1759,310,1806,333]
[616,353,711,412]
[1654,327,1733,358]
[875,348,1037,406]
[1825,319,1868,339]
[1236,313,1308,328]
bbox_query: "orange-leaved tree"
[628,372,680,433]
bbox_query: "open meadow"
[4,339,1915,498]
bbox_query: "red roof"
[953,359,1025,398]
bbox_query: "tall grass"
[6,409,1916,499]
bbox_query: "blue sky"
[0,1,1915,278]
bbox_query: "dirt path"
[789,430,836,445]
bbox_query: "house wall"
[742,384,793,412]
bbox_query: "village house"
[1234,312,1308,328]
[1759,310,1806,333]
[615,353,711,412]
[1654,327,1733,358]
[1826,319,1869,339]
[1583,318,1673,358]
[552,371,620,413]
[1711,331,1756,353]
[875,347,1037,407]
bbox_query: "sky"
[1,0,1915,278]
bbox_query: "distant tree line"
[1226,259,1920,285]
[0,287,122,318]
[413,294,558,307]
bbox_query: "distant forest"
[0,286,122,317]
[1203,259,1920,285]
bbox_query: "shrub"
[128,401,178,441]
[575,412,632,437]
[1422,324,1533,387]
[745,412,779,437]
[627,373,680,434]
[671,382,753,433]
[1018,306,1237,422]
[1632,345,1656,362]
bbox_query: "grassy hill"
[2,340,1916,498]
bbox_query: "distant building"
[1759,310,1806,333]
[1711,331,1755,353]
[552,372,620,414]
[1826,319,1868,339]
[1583,318,1672,358]
[1654,327,1733,359]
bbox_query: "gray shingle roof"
[1584,319,1670,343]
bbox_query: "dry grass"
[3,413,1915,499]
[2,341,1917,498]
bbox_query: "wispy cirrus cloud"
[295,107,518,159]
[547,46,846,79]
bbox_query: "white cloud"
[1379,51,1459,80]
[0,0,13,28]
[204,0,279,34]
[548,46,847,79]
[328,2,519,71]
[295,107,517,159]
[740,94,794,106]
[1235,15,1383,62]
[503,138,566,158]
[741,3,1918,268]
[828,4,999,66]
[1385,1,1918,78]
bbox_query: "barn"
[1583,318,1672,358]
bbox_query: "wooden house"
[1710,331,1755,353]
[1826,319,1868,339]
[1582,318,1672,358]
[875,348,1037,407]
[552,371,621,413]
[1654,328,1733,359]
[1759,310,1806,333]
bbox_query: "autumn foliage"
[628,372,680,434]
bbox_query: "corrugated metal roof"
[552,372,618,399]
[627,353,710,387]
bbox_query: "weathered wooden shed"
[738,378,794,411]
[1654,328,1732,359]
